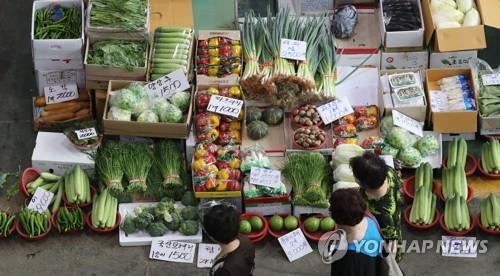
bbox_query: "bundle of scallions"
[154,140,184,188]
[93,142,125,196]
[241,11,261,80]
[122,143,153,193]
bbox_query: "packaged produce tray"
[118,202,202,247]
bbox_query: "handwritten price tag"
[317,97,354,125]
[379,155,395,169]
[145,68,190,99]
[441,236,478,258]
[280,39,307,61]
[249,167,281,188]
[149,239,196,263]
[206,95,244,118]
[44,70,77,85]
[75,127,97,140]
[44,83,78,104]
[197,243,221,268]
[27,187,55,214]
[392,110,424,137]
[481,74,500,86]
[278,228,313,262]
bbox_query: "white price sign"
[44,70,77,85]
[249,167,281,188]
[317,97,354,125]
[206,95,244,118]
[280,39,307,61]
[27,187,55,214]
[379,155,395,169]
[441,236,478,258]
[481,74,500,86]
[149,239,196,263]
[145,68,190,99]
[44,83,78,104]
[197,243,221,268]
[392,110,424,137]
[75,127,97,140]
[278,228,313,262]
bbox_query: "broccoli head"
[122,214,138,235]
[165,211,182,231]
[180,206,199,221]
[146,222,168,237]
[179,220,199,236]
[134,211,155,230]
[181,191,198,206]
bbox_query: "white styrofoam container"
[380,50,429,70]
[336,52,381,68]
[119,202,203,247]
[35,69,85,95]
[34,57,83,71]
[429,50,478,68]
[293,205,329,217]
[245,202,292,216]
[420,131,443,169]
[31,0,85,60]
[441,132,476,141]
[379,0,425,49]
[31,132,95,176]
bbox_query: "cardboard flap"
[477,0,500,29]
[150,0,194,31]
[436,26,486,52]
[422,0,435,46]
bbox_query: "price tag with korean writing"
[44,83,78,104]
[392,110,423,137]
[441,236,478,258]
[280,39,307,61]
[481,74,500,86]
[278,228,313,262]
[379,155,394,169]
[206,95,244,118]
[149,239,196,263]
[44,70,77,85]
[197,243,221,268]
[75,127,97,140]
[145,68,190,99]
[249,167,281,188]
[28,187,55,214]
[317,97,354,125]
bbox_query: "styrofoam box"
[380,50,429,70]
[429,50,478,68]
[34,57,83,71]
[35,69,85,95]
[245,202,292,216]
[441,132,476,141]
[31,132,94,176]
[31,0,85,60]
[293,205,329,217]
[379,0,425,49]
[119,202,203,247]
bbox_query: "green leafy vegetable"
[90,0,147,31]
[88,40,147,71]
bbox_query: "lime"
[249,215,263,231]
[304,217,321,232]
[269,214,284,231]
[239,220,252,234]
[284,215,298,230]
[320,217,335,232]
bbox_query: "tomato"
[198,40,208,48]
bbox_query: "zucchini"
[152,58,188,65]
[151,74,165,80]
[155,38,191,45]
[155,27,192,34]
[155,32,192,39]
[153,53,188,60]
[154,43,189,50]
[154,48,189,55]
[40,172,61,182]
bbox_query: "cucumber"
[40,172,61,182]
[154,48,189,55]
[154,43,189,50]
[155,32,192,39]
[151,74,165,80]
[155,38,190,45]
[153,53,188,60]
[155,27,192,33]
[152,58,188,65]
[152,67,186,75]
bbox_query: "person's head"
[203,204,240,244]
[329,188,367,227]
[350,151,388,191]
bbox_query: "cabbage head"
[380,116,394,137]
[150,97,170,115]
[415,135,439,157]
[382,144,399,158]
[386,127,413,149]
[137,110,159,123]
[169,91,191,113]
[160,103,183,123]
[108,106,132,121]
[398,147,422,167]
[127,81,148,100]
[111,88,136,110]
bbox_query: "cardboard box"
[33,58,83,71]
[84,38,148,81]
[421,0,497,52]
[242,109,286,153]
[35,69,85,95]
[336,67,382,107]
[31,132,95,176]
[102,80,193,138]
[86,2,150,40]
[380,69,427,121]
[380,50,429,70]
[429,50,478,68]
[336,8,381,68]
[379,0,424,49]
[196,30,242,85]
[31,0,84,60]
[149,0,194,31]
[425,68,478,133]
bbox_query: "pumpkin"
[262,107,284,126]
[247,120,269,140]
[246,107,262,124]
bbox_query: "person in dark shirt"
[203,204,255,276]
[330,188,384,276]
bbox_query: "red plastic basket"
[403,206,441,231]
[292,127,327,150]
[267,214,301,239]
[51,207,85,234]
[300,215,336,243]
[402,176,440,201]
[439,214,476,236]
[0,213,16,238]
[15,218,52,241]
[85,212,121,234]
[290,106,324,130]
[476,213,500,236]
[477,156,500,180]
[19,167,41,198]
[442,154,477,176]
[240,213,269,240]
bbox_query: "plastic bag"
[332,5,358,39]
[240,144,272,173]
